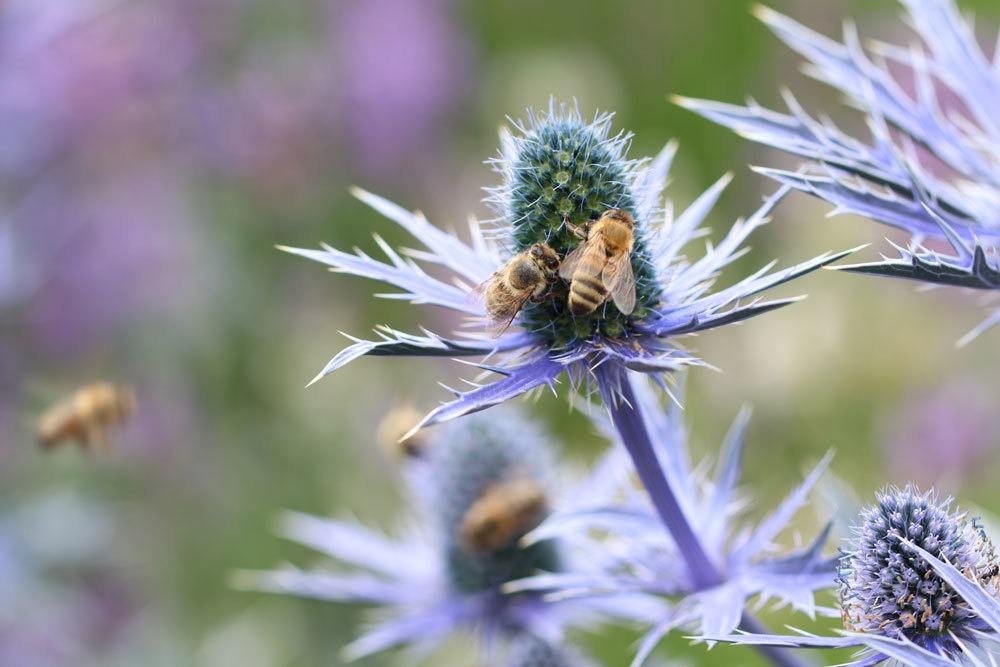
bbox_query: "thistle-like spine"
[839,486,1000,651]
[425,411,562,593]
[486,102,662,344]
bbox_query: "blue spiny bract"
[839,486,1000,654]
[487,103,660,345]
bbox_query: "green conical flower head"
[488,102,662,345]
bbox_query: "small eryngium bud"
[506,635,589,667]
[839,486,1000,648]
[376,404,428,459]
[425,410,561,593]
[487,102,661,345]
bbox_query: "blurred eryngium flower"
[678,1,1000,344]
[238,410,654,662]
[511,378,835,666]
[704,486,1000,665]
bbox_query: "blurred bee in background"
[560,209,636,316]
[37,382,136,451]
[376,404,429,459]
[475,242,560,335]
[460,477,548,554]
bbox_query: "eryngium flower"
[840,486,999,654]
[280,100,849,433]
[701,486,1000,666]
[678,1,1000,344]
[510,378,836,666]
[236,410,658,661]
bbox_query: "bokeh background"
[3,0,1000,665]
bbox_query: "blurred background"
[3,0,1000,664]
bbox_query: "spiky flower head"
[426,411,560,594]
[840,486,1000,652]
[237,408,633,661]
[679,1,1000,343]
[486,104,660,342]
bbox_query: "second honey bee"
[560,209,636,316]
[477,242,560,334]
[460,477,548,553]
[37,382,136,452]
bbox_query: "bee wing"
[558,242,587,280]
[488,290,533,337]
[465,272,496,309]
[603,253,636,315]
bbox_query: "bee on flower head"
[460,476,548,554]
[560,209,636,317]
[475,242,560,335]
[37,382,135,451]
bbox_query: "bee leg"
[562,217,588,240]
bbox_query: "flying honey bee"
[560,209,636,316]
[460,477,548,554]
[475,243,561,334]
[37,382,136,451]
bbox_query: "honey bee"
[476,243,561,334]
[560,209,636,316]
[376,404,429,459]
[460,477,548,554]
[37,382,136,451]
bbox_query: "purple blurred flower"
[678,0,1000,344]
[330,0,470,178]
[882,382,998,488]
[238,410,661,662]
[16,170,194,355]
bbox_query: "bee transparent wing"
[488,290,533,337]
[603,253,636,315]
[559,242,587,280]
[465,272,496,310]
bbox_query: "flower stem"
[598,364,811,667]
[598,365,722,590]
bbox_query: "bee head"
[603,209,634,228]
[530,243,560,271]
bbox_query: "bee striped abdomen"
[569,274,606,315]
